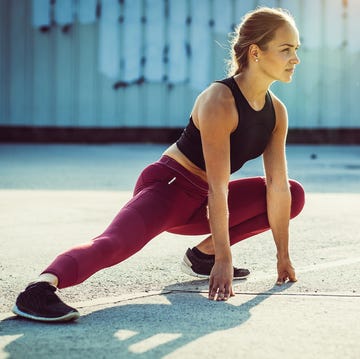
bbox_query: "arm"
[193,84,238,300]
[263,94,297,285]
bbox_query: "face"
[255,23,301,83]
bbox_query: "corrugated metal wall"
[0,0,359,129]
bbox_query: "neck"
[234,69,274,100]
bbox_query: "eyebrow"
[279,43,301,48]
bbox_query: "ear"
[248,44,261,62]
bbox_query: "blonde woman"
[13,7,305,322]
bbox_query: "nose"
[292,52,300,65]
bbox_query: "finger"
[223,284,233,300]
[277,272,296,285]
[227,282,235,296]
[208,278,215,299]
[217,291,229,301]
[221,289,230,301]
[288,268,297,282]
[209,276,214,291]
[209,289,217,300]
[215,285,224,301]
[217,284,232,301]
[209,284,218,300]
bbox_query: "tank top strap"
[215,77,272,113]
[214,77,244,111]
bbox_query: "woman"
[13,7,305,322]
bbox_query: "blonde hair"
[227,7,297,76]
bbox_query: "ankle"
[34,273,59,287]
[196,236,216,255]
[195,244,215,256]
[192,247,215,260]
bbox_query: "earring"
[255,58,259,62]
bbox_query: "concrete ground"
[0,144,359,359]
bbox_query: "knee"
[289,179,305,219]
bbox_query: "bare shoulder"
[198,82,234,106]
[269,90,288,131]
[193,82,237,132]
[269,91,288,117]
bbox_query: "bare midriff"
[162,143,208,183]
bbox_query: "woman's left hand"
[276,257,297,285]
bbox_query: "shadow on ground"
[0,281,292,358]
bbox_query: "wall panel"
[9,0,27,125]
[0,0,11,126]
[0,0,358,131]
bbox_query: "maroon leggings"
[43,156,305,288]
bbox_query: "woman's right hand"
[208,260,235,301]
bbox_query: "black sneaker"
[181,248,250,280]
[12,282,80,323]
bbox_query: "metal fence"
[0,0,359,130]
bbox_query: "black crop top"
[176,76,276,174]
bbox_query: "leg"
[227,177,305,246]
[14,160,209,322]
[43,162,207,288]
[170,177,305,253]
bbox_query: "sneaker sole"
[180,260,249,280]
[12,305,80,323]
[180,260,210,279]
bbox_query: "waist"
[162,143,208,182]
[158,155,208,194]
